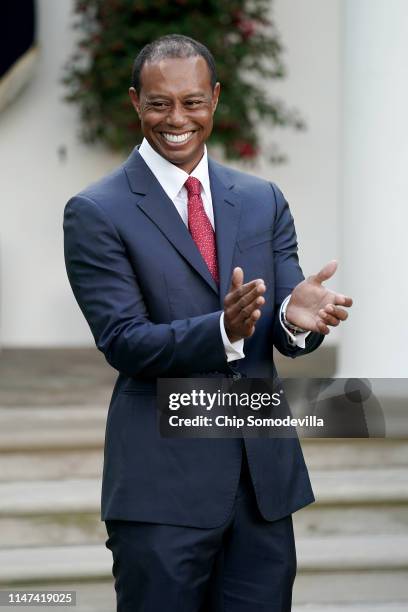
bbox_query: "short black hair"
[131,34,217,94]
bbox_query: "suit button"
[232,372,241,381]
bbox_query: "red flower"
[233,140,258,158]
[232,9,257,40]
[238,18,256,40]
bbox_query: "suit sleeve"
[270,183,324,358]
[63,195,229,378]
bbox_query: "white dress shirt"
[138,138,308,361]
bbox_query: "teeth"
[162,132,192,143]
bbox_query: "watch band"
[281,299,308,334]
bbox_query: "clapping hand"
[285,260,353,335]
[224,268,266,342]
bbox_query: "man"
[64,35,352,612]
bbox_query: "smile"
[161,131,194,144]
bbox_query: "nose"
[166,101,187,128]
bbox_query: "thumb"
[230,267,244,290]
[314,260,338,284]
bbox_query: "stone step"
[298,534,408,571]
[1,536,407,605]
[0,449,103,481]
[1,469,408,547]
[311,468,408,503]
[294,503,408,537]
[301,438,408,469]
[293,534,408,604]
[0,544,111,585]
[295,467,408,536]
[0,479,100,515]
[0,513,106,548]
[0,478,104,547]
[0,406,106,452]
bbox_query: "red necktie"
[185,176,219,284]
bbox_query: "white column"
[337,0,408,377]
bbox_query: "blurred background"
[0,1,407,610]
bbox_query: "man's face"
[129,56,220,173]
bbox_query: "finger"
[333,294,353,308]
[324,304,349,321]
[228,293,265,324]
[230,267,244,290]
[246,308,262,323]
[316,319,330,335]
[245,324,256,338]
[319,310,340,327]
[314,260,338,284]
[242,309,262,335]
[227,283,266,317]
[224,278,265,308]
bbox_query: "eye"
[185,100,203,107]
[150,101,169,109]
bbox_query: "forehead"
[139,56,212,96]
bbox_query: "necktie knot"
[185,176,201,197]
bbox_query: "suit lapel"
[124,148,242,300]
[124,148,218,293]
[208,159,242,305]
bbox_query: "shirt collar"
[138,138,210,201]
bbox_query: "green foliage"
[63,0,304,161]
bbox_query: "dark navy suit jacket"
[63,147,323,528]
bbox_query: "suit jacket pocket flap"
[120,380,157,395]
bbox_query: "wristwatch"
[281,298,308,334]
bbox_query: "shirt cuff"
[220,312,245,362]
[279,295,311,349]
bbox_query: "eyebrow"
[145,92,207,100]
[144,94,171,100]
[183,92,206,98]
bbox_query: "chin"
[164,148,197,166]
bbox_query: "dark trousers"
[105,453,297,611]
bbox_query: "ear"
[129,87,141,118]
[212,82,221,114]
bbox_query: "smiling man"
[64,35,352,612]
[129,49,219,173]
